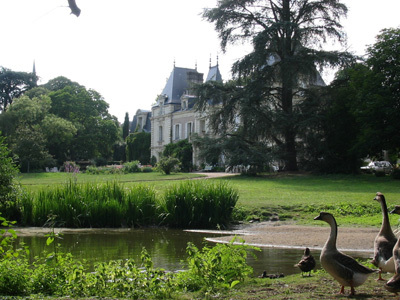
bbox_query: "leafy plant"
[177,238,258,293]
[156,156,181,175]
[123,160,141,173]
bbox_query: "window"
[138,117,143,130]
[158,126,163,142]
[186,122,192,138]
[174,124,181,140]
[200,120,206,133]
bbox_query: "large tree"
[46,77,120,161]
[361,27,400,158]
[0,67,37,112]
[197,0,352,171]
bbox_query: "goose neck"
[325,216,338,249]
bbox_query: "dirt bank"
[202,221,379,254]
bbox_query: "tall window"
[200,120,206,133]
[138,117,143,130]
[174,124,181,140]
[186,122,192,138]
[158,126,163,141]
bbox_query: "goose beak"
[314,214,322,220]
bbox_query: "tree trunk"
[280,0,298,171]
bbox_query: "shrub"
[142,166,153,172]
[123,160,141,173]
[177,239,257,293]
[156,156,181,175]
[392,168,400,180]
[63,161,80,173]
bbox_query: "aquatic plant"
[163,180,239,228]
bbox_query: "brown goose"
[385,205,400,295]
[294,247,316,277]
[314,212,377,295]
[372,192,397,280]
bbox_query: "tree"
[0,133,18,205]
[12,126,54,173]
[163,139,193,172]
[198,0,352,171]
[0,67,37,112]
[126,132,151,164]
[361,27,400,157]
[46,77,119,161]
[122,112,130,140]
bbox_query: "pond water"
[16,228,371,277]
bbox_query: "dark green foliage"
[0,134,18,205]
[198,0,353,171]
[155,156,181,175]
[122,112,130,140]
[0,66,37,112]
[163,180,239,228]
[192,132,272,174]
[162,139,193,172]
[126,131,151,164]
[0,134,22,220]
[392,168,400,180]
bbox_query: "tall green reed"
[163,180,239,228]
[20,179,238,229]
[23,180,158,228]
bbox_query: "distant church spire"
[209,54,212,69]
[32,60,38,86]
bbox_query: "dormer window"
[182,100,187,110]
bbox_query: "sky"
[0,1,399,123]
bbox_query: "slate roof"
[161,67,202,104]
[206,65,222,82]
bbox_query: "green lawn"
[18,172,400,227]
[18,171,205,193]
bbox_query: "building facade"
[149,62,222,166]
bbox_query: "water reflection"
[16,228,371,277]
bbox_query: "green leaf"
[46,236,54,246]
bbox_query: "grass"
[8,172,400,299]
[18,172,205,193]
[17,172,400,227]
[202,269,393,300]
[211,173,400,226]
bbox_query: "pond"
[16,228,371,277]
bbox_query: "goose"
[294,247,316,277]
[372,192,397,280]
[385,205,400,295]
[314,212,377,295]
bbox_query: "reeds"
[18,179,238,229]
[163,180,239,228]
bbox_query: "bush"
[176,239,257,293]
[63,161,80,173]
[123,160,141,173]
[0,134,21,220]
[392,168,400,180]
[155,156,181,175]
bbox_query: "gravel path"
[203,221,379,254]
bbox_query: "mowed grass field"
[18,172,400,227]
